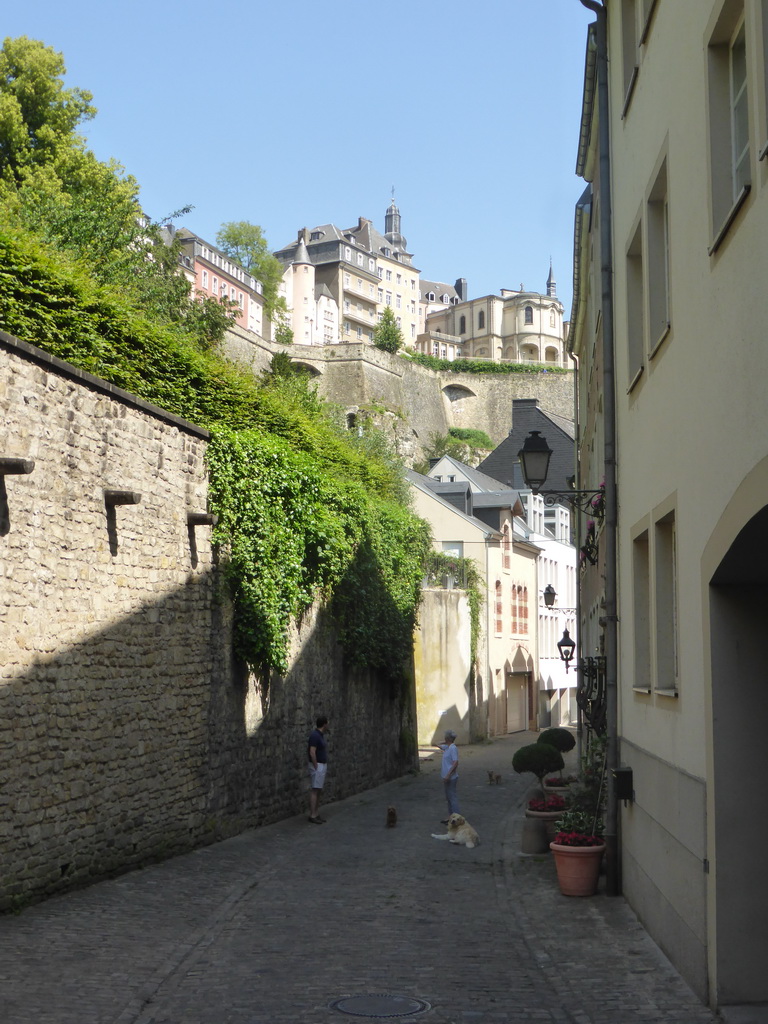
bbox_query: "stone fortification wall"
[221,327,574,461]
[0,332,416,908]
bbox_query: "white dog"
[431,813,480,849]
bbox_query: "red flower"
[528,795,566,812]
[553,830,604,847]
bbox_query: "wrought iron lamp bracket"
[538,489,605,519]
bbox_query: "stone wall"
[0,332,416,908]
[221,327,574,463]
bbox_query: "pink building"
[176,228,266,338]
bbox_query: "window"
[386,270,392,281]
[549,308,556,327]
[356,326,363,338]
[708,3,751,248]
[357,252,363,266]
[396,295,401,308]
[427,292,435,302]
[344,246,351,260]
[202,270,208,288]
[459,315,466,334]
[385,292,392,305]
[478,310,485,329]
[378,268,383,279]
[524,305,533,325]
[369,259,375,272]
[396,274,401,284]
[212,277,218,293]
[621,0,639,111]
[502,522,511,569]
[626,219,645,386]
[310,231,321,240]
[411,324,416,338]
[378,288,383,302]
[632,529,651,691]
[647,157,670,353]
[655,511,678,692]
[495,581,503,634]
[442,541,463,558]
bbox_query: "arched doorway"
[709,505,768,1005]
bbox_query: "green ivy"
[0,225,431,677]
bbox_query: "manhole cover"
[330,994,431,1018]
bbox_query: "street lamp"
[543,583,557,607]
[517,431,605,519]
[557,628,576,672]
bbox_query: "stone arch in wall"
[442,383,478,426]
[520,343,539,362]
[290,360,322,377]
[545,346,560,364]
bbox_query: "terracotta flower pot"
[549,841,606,896]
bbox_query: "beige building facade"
[408,471,540,744]
[424,268,567,366]
[275,201,421,347]
[573,0,768,1011]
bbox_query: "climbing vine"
[0,225,431,678]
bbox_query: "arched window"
[524,305,533,325]
[478,310,485,329]
[549,308,556,327]
[495,581,503,634]
[502,523,511,569]
[459,315,466,334]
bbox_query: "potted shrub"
[550,809,606,896]
[538,728,576,791]
[512,743,565,853]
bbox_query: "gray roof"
[421,279,460,303]
[431,456,509,493]
[478,398,575,494]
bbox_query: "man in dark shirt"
[307,715,329,824]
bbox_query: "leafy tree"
[373,305,403,354]
[216,220,286,322]
[0,35,95,181]
[0,37,238,349]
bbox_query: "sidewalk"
[0,732,716,1024]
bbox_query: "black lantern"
[543,584,556,608]
[557,628,576,672]
[517,430,553,493]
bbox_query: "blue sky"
[5,0,594,316]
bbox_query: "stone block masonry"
[0,331,417,908]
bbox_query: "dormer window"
[427,292,435,302]
[382,247,391,257]
[441,294,449,303]
[310,231,321,241]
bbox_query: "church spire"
[546,260,556,297]
[384,190,407,252]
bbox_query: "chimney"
[454,278,468,302]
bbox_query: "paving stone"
[0,733,718,1024]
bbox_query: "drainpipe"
[568,349,584,768]
[579,0,620,897]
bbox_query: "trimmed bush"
[538,727,576,753]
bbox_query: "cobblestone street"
[0,733,717,1024]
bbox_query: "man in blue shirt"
[307,716,329,824]
[437,729,459,823]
